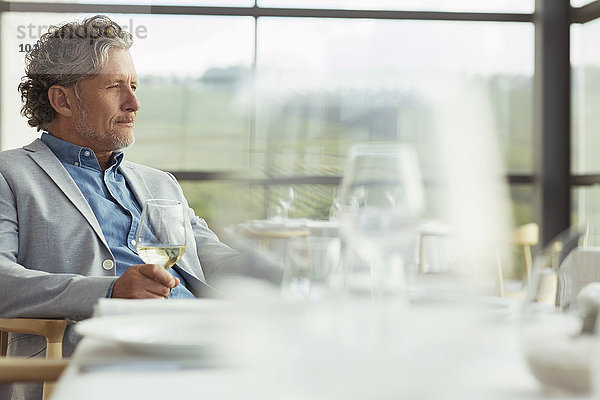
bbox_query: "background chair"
[555,247,600,309]
[510,223,539,282]
[0,318,69,400]
[497,222,539,298]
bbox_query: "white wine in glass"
[137,245,185,270]
[136,199,186,270]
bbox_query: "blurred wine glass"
[278,186,295,220]
[329,187,341,221]
[337,143,425,306]
[282,236,341,301]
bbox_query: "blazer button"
[102,259,114,270]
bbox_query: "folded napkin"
[93,298,223,317]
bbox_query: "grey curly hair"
[19,15,133,131]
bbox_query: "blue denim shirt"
[41,133,194,298]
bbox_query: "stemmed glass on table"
[337,144,425,307]
[278,186,295,220]
[136,199,187,270]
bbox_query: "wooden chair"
[0,318,69,400]
[497,223,539,298]
[510,223,539,282]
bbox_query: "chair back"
[0,318,69,400]
[497,223,539,298]
[510,222,539,281]
[1,330,7,356]
[556,247,600,309]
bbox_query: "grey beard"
[74,115,135,152]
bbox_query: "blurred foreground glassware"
[337,143,425,306]
[282,236,341,301]
[415,220,456,275]
[521,224,600,394]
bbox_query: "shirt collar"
[41,132,124,172]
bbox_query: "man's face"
[72,48,140,153]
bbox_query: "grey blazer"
[0,139,242,359]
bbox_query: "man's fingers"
[137,264,176,287]
[112,265,179,299]
[141,283,171,298]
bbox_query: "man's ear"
[47,85,73,118]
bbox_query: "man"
[0,15,260,399]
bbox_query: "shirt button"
[131,239,136,246]
[84,150,91,157]
[102,259,114,270]
[74,161,80,167]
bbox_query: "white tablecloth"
[49,296,587,400]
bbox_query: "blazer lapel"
[119,162,152,207]
[24,139,110,250]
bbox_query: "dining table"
[48,286,595,400]
[225,218,457,268]
[223,218,339,266]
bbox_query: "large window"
[1,2,537,231]
[126,15,255,172]
[257,0,533,13]
[253,17,533,224]
[2,12,81,149]
[572,17,600,224]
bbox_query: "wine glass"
[136,199,186,269]
[282,236,341,301]
[278,186,295,220]
[337,144,425,305]
[328,186,341,221]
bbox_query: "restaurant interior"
[2,0,600,399]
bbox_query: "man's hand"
[111,264,180,299]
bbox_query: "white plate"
[76,313,225,357]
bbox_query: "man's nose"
[123,90,141,112]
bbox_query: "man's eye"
[131,85,137,91]
[109,84,119,89]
